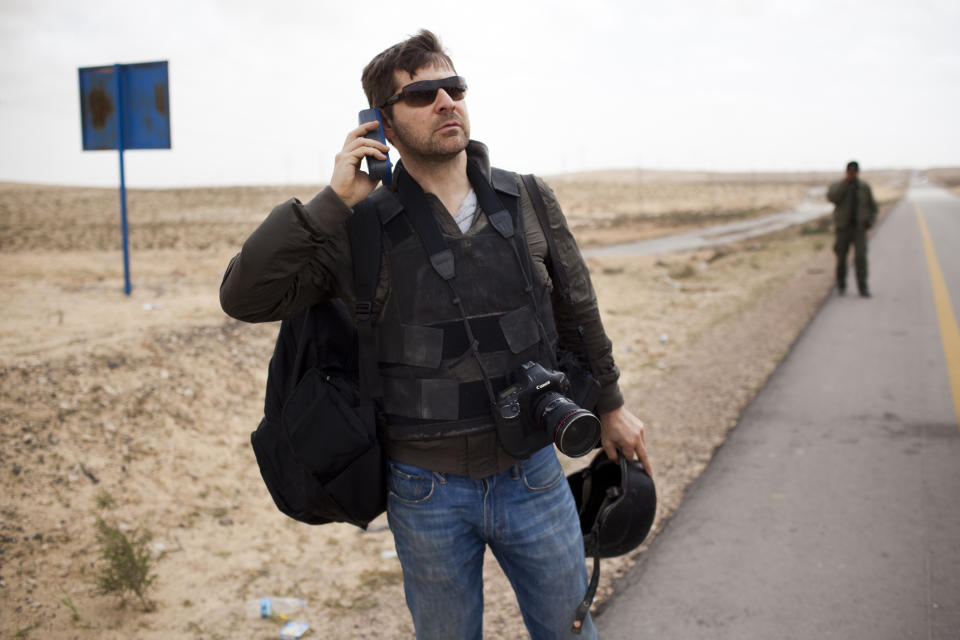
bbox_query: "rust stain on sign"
[88,81,114,130]
[154,83,167,116]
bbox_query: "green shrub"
[93,517,160,611]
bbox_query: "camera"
[494,361,601,458]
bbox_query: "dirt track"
[0,171,908,639]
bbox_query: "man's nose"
[434,88,456,110]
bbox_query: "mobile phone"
[358,108,392,186]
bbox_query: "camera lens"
[535,393,601,457]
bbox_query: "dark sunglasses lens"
[442,78,467,101]
[445,86,466,100]
[405,88,440,107]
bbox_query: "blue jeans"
[386,445,597,640]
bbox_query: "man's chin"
[437,129,469,147]
[432,135,469,158]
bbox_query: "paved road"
[595,179,960,639]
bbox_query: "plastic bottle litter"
[280,621,310,639]
[244,597,307,618]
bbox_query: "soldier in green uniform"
[827,160,878,297]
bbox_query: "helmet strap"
[571,485,619,633]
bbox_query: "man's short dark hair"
[846,160,860,171]
[361,29,456,110]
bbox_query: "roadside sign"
[78,60,171,295]
[79,61,170,151]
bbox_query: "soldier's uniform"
[827,176,878,295]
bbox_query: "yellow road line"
[915,205,960,430]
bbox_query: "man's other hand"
[599,406,653,476]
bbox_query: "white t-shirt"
[452,188,478,233]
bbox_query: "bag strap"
[520,174,599,380]
[522,175,571,300]
[347,197,384,404]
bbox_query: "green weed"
[92,517,161,611]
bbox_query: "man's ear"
[380,111,395,145]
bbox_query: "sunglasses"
[379,76,468,109]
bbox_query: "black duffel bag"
[249,197,386,528]
[250,299,386,528]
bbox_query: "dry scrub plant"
[93,517,160,611]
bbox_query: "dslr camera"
[493,361,601,458]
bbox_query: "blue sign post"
[79,61,171,295]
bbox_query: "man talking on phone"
[827,160,878,297]
[220,30,651,639]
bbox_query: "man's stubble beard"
[390,116,470,165]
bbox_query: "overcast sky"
[2,0,958,187]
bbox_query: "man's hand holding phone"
[330,120,390,208]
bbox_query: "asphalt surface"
[595,178,960,639]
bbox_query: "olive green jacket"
[827,178,878,231]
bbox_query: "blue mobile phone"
[358,108,392,186]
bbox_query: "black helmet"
[567,451,657,558]
[566,452,657,633]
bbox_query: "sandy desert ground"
[0,168,912,639]
[927,167,960,197]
